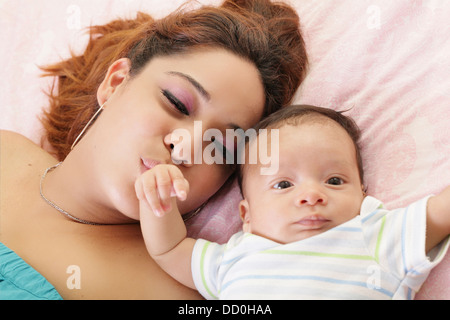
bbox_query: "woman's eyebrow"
[166,71,211,101]
[166,71,242,130]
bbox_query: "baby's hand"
[135,164,189,217]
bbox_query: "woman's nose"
[164,132,194,167]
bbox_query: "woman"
[0,0,307,299]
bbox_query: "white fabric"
[192,196,450,299]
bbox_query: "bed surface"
[1,0,448,299]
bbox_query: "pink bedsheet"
[1,0,448,299]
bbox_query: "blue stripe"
[222,255,242,266]
[221,274,393,298]
[361,209,381,224]
[400,204,424,277]
[401,205,409,274]
[407,287,412,300]
[334,226,362,232]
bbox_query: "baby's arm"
[135,164,196,289]
[426,186,450,253]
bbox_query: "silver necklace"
[39,162,104,225]
[182,201,207,222]
[40,162,204,225]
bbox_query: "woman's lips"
[141,158,161,173]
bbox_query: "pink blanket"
[1,0,448,299]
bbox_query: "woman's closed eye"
[161,89,190,116]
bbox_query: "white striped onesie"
[191,196,449,300]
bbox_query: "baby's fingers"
[135,165,189,218]
[154,168,179,214]
[144,174,167,217]
[135,174,165,217]
[168,166,189,201]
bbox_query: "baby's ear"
[239,199,251,233]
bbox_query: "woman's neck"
[41,156,136,225]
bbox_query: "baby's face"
[239,121,365,244]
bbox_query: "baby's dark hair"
[237,104,364,194]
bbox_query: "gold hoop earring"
[71,102,106,150]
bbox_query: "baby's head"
[238,105,366,244]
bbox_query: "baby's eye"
[273,181,293,190]
[327,177,344,185]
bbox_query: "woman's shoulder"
[1,130,54,160]
[0,130,56,179]
[1,130,36,155]
[1,129,39,149]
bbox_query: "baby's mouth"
[296,214,330,228]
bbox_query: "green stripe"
[200,242,218,299]
[374,216,386,263]
[263,249,374,261]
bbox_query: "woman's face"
[83,48,265,220]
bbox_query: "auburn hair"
[41,0,308,160]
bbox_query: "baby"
[135,105,450,300]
